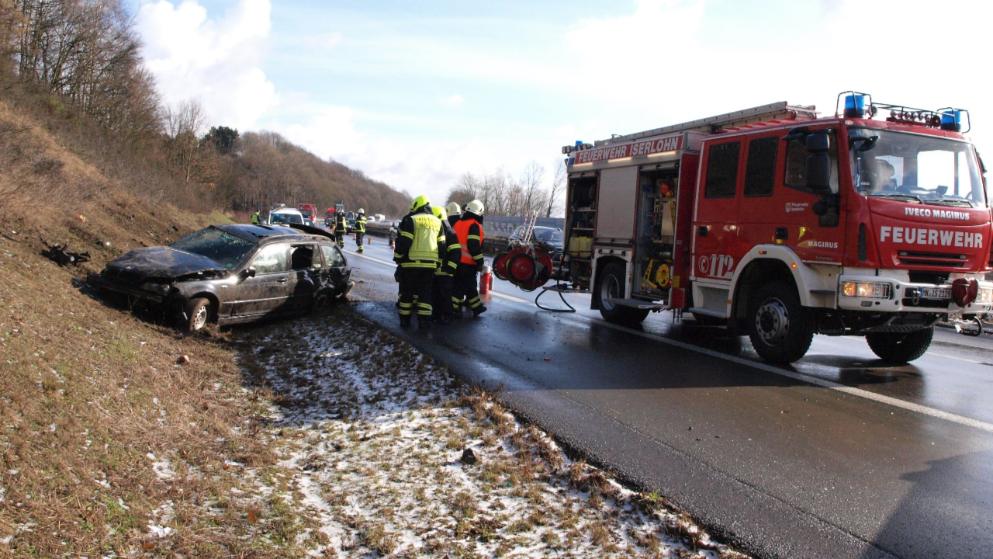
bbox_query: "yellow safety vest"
[405,213,442,267]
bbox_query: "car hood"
[104,246,228,282]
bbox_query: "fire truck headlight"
[977,287,993,305]
[842,281,892,299]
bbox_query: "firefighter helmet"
[432,205,448,222]
[445,202,461,216]
[410,195,430,212]
[466,199,484,216]
[358,208,365,215]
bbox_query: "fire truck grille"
[897,251,969,268]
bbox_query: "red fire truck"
[560,92,992,364]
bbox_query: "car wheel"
[597,262,648,325]
[748,281,813,364]
[184,297,212,333]
[866,327,933,364]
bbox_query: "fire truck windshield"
[849,129,986,208]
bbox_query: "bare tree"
[165,99,205,182]
[519,161,547,218]
[546,160,566,217]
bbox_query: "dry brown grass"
[0,96,310,556]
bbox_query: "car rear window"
[170,227,255,270]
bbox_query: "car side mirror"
[242,266,257,279]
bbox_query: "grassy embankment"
[0,97,319,556]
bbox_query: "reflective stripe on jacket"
[396,211,444,268]
[355,216,367,233]
[453,217,484,265]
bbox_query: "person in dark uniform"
[431,205,461,324]
[354,208,367,253]
[452,199,487,317]
[334,210,348,248]
[394,195,444,328]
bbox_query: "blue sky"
[131,0,993,207]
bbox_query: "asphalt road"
[344,237,993,559]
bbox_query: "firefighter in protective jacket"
[453,199,487,316]
[395,195,444,327]
[445,202,462,227]
[354,208,367,253]
[431,205,461,323]
[334,211,348,248]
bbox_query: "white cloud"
[439,94,464,108]
[136,0,277,130]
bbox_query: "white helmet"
[358,208,365,214]
[466,199,484,216]
[445,202,461,216]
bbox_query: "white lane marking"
[345,250,993,434]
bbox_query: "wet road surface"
[344,238,993,559]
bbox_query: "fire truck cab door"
[693,138,743,282]
[739,128,844,265]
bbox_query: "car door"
[288,243,321,311]
[233,242,292,317]
[320,243,351,296]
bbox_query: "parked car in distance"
[509,225,567,278]
[95,224,352,332]
[268,207,305,226]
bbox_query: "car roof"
[271,208,303,215]
[218,224,307,241]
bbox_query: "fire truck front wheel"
[597,262,649,325]
[747,281,814,364]
[865,327,933,364]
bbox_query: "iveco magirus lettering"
[555,91,992,364]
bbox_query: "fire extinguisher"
[479,264,493,296]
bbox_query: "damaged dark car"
[94,224,352,332]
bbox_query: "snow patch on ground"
[147,452,175,481]
[147,500,175,539]
[244,311,745,558]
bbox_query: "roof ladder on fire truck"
[593,101,818,147]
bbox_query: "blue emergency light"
[940,109,963,132]
[844,93,869,118]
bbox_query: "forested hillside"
[0,0,409,218]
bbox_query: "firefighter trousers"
[398,267,434,323]
[453,265,483,313]
[355,232,365,252]
[432,273,454,321]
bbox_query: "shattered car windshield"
[170,227,255,270]
[850,129,987,208]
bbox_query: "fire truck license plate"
[918,287,951,300]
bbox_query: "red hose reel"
[492,245,554,292]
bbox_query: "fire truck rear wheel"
[747,281,813,364]
[598,262,648,325]
[865,327,933,364]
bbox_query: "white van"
[267,208,305,227]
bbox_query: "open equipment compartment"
[632,164,679,300]
[565,172,598,289]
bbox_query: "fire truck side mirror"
[805,132,832,194]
